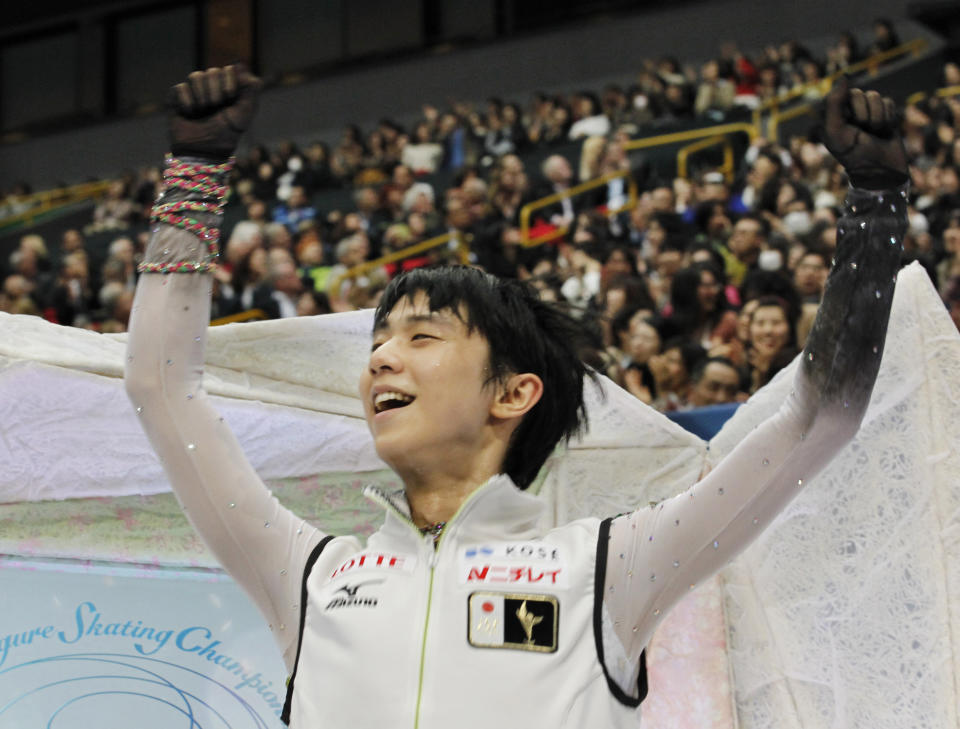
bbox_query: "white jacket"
[284,476,645,728]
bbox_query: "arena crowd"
[3,21,960,414]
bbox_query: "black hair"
[796,245,831,268]
[735,211,771,238]
[374,266,597,489]
[749,294,799,350]
[610,304,658,347]
[602,274,656,316]
[758,179,814,216]
[578,91,602,116]
[669,261,729,334]
[691,355,738,383]
[687,241,728,273]
[601,245,640,276]
[650,211,686,237]
[660,337,707,381]
[693,201,729,233]
[740,269,801,324]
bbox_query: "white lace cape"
[0,262,956,729]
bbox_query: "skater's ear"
[490,372,543,422]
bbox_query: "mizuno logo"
[326,579,384,610]
[334,580,383,597]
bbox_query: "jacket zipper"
[412,555,436,729]
[411,487,488,729]
[364,484,488,729]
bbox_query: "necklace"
[418,521,446,542]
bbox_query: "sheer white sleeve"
[601,186,909,696]
[124,158,326,670]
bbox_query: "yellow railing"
[767,102,818,142]
[677,135,734,181]
[519,169,637,246]
[329,231,471,300]
[906,84,960,107]
[0,179,114,229]
[753,37,929,134]
[846,36,928,75]
[623,122,757,153]
[211,309,268,326]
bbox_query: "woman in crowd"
[742,294,799,393]
[665,261,739,354]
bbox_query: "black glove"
[168,64,262,160]
[822,76,909,191]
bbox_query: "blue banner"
[0,558,286,729]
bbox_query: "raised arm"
[124,67,325,668]
[600,80,909,696]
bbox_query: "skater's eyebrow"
[373,311,459,334]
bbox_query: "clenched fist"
[822,76,909,191]
[168,65,262,160]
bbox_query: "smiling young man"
[125,66,908,728]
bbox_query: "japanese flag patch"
[467,592,558,653]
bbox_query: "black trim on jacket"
[281,535,335,725]
[593,517,648,707]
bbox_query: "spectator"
[599,275,655,350]
[648,338,706,411]
[567,92,610,140]
[303,141,338,191]
[601,84,631,129]
[686,356,742,408]
[436,111,468,170]
[0,181,33,219]
[61,229,87,257]
[937,214,960,293]
[693,199,733,251]
[223,221,265,275]
[826,31,862,75]
[734,147,785,212]
[2,274,36,315]
[648,237,687,308]
[793,247,830,302]
[296,230,332,293]
[558,244,602,308]
[724,213,769,285]
[224,245,269,313]
[273,185,317,234]
[262,249,304,319]
[330,125,364,181]
[695,59,735,117]
[661,76,695,120]
[250,159,279,203]
[402,121,444,174]
[89,180,137,232]
[742,294,798,393]
[327,233,385,312]
[597,246,640,296]
[103,236,138,291]
[666,261,740,354]
[296,289,332,317]
[48,252,95,327]
[622,314,664,404]
[531,155,577,228]
[868,18,900,56]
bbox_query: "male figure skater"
[125,65,908,727]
